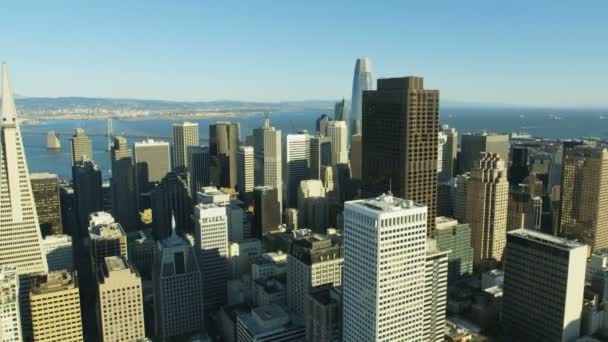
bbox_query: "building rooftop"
[89,222,126,239]
[509,229,586,250]
[134,139,169,147]
[30,172,58,180]
[43,234,72,244]
[31,271,77,295]
[352,193,424,212]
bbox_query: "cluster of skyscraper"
[2,56,608,342]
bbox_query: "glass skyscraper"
[349,57,374,138]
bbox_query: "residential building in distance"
[287,234,343,317]
[343,194,427,341]
[210,122,240,189]
[459,133,509,174]
[284,133,310,208]
[173,121,200,174]
[30,271,82,342]
[502,229,587,342]
[253,186,281,237]
[309,135,332,180]
[327,120,348,165]
[134,139,171,194]
[41,234,73,272]
[188,145,211,200]
[72,160,103,231]
[69,128,93,166]
[0,266,22,342]
[194,203,229,314]
[150,171,193,239]
[466,153,509,271]
[435,217,473,283]
[237,146,255,204]
[297,180,329,234]
[30,172,63,236]
[111,136,138,231]
[362,77,439,236]
[254,113,283,203]
[236,304,305,342]
[350,57,374,136]
[97,256,145,342]
[559,145,608,252]
[153,222,204,340]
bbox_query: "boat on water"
[47,131,61,149]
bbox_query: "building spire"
[263,111,270,128]
[2,63,17,123]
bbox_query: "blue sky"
[2,1,607,107]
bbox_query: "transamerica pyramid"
[0,63,48,275]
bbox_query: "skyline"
[3,1,608,107]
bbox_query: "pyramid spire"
[2,63,17,123]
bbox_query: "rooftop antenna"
[263,111,270,128]
[388,178,393,196]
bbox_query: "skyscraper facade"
[309,135,332,180]
[439,125,458,181]
[210,122,239,189]
[254,114,282,200]
[362,77,439,236]
[459,133,509,174]
[0,266,22,342]
[69,128,93,166]
[188,145,210,200]
[30,172,63,236]
[435,217,473,283]
[253,186,281,237]
[502,230,587,341]
[285,133,310,208]
[72,160,103,231]
[343,194,427,341]
[350,134,362,180]
[134,139,171,193]
[327,120,348,165]
[424,239,449,342]
[297,180,329,233]
[1,64,48,338]
[466,153,509,271]
[150,172,193,239]
[111,136,138,231]
[350,57,374,136]
[172,122,199,174]
[559,145,608,252]
[237,146,255,204]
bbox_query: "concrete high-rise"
[362,77,439,236]
[334,98,347,122]
[452,173,470,223]
[188,145,210,200]
[134,139,171,193]
[0,266,22,342]
[150,172,193,239]
[111,136,138,231]
[439,125,458,181]
[350,57,374,136]
[237,146,255,204]
[559,145,608,252]
[502,229,587,341]
[30,271,83,342]
[41,235,73,272]
[435,217,473,283]
[297,180,329,234]
[97,256,145,342]
[459,133,509,174]
[0,64,48,339]
[173,122,199,174]
[210,122,239,189]
[253,186,281,237]
[285,133,310,208]
[72,160,103,231]
[343,194,427,341]
[424,239,449,342]
[30,172,63,236]
[254,114,282,202]
[153,222,204,339]
[350,133,362,180]
[286,234,343,317]
[88,212,128,273]
[327,121,348,165]
[309,135,332,180]
[466,153,509,271]
[194,203,229,314]
[69,128,93,166]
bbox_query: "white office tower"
[195,203,229,314]
[41,235,73,272]
[327,121,348,165]
[188,145,210,200]
[284,133,310,208]
[153,219,204,339]
[424,239,449,342]
[254,113,282,202]
[502,229,587,342]
[350,57,375,136]
[172,122,199,173]
[198,186,248,242]
[0,64,48,338]
[343,194,427,342]
[0,266,22,342]
[237,146,255,204]
[437,130,447,174]
[97,256,145,342]
[297,180,329,234]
